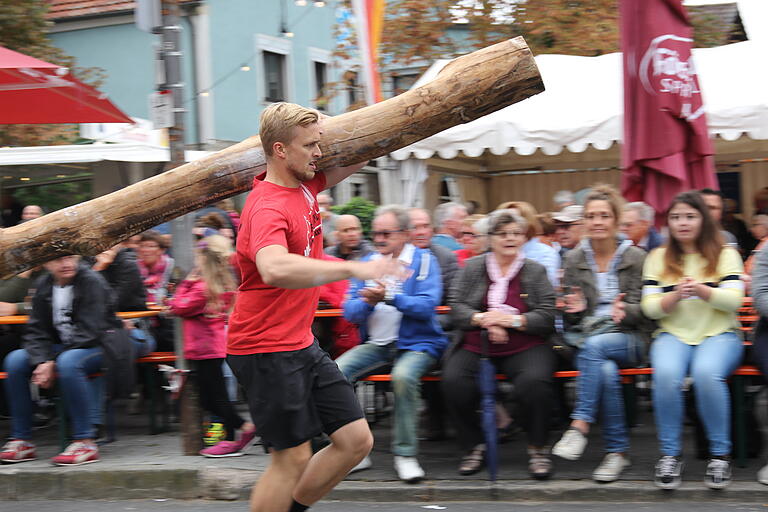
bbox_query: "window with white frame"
[264,51,286,102]
[308,47,331,112]
[256,34,292,104]
[345,70,360,107]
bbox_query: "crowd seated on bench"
[1,186,768,493]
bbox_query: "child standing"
[169,234,256,457]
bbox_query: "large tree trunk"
[0,37,543,278]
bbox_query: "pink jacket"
[168,279,234,360]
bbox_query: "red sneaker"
[0,439,37,464]
[51,440,99,466]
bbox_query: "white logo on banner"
[639,34,705,121]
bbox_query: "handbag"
[548,332,576,370]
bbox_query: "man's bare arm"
[322,160,368,190]
[256,245,393,289]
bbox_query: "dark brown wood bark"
[0,37,543,277]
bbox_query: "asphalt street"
[3,501,768,512]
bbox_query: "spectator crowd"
[3,183,768,492]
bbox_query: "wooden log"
[0,37,543,278]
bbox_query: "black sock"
[289,499,309,512]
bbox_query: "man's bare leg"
[292,419,373,506]
[249,442,312,512]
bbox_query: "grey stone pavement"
[2,386,768,503]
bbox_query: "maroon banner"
[620,0,718,223]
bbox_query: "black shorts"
[227,341,364,451]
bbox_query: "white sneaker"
[552,427,588,461]
[757,461,768,485]
[393,455,425,483]
[349,455,372,474]
[592,453,630,483]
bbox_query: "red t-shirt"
[227,172,327,354]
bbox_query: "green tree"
[460,0,523,51]
[0,0,106,146]
[380,0,459,66]
[331,196,377,238]
[514,0,619,56]
[12,177,92,213]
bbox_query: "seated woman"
[642,191,744,490]
[497,201,560,287]
[1,255,122,466]
[550,184,653,482]
[137,230,179,352]
[455,215,489,267]
[443,209,557,480]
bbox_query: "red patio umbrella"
[620,0,719,224]
[0,45,133,124]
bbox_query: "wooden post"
[0,37,544,277]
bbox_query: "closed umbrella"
[0,45,132,124]
[477,329,498,482]
[620,0,719,224]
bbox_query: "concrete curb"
[2,467,767,502]
[0,468,200,500]
[327,480,768,503]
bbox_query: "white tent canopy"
[390,39,768,162]
[0,143,211,166]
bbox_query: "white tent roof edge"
[390,34,768,162]
[0,143,212,166]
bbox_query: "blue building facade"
[49,0,358,149]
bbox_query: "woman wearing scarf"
[551,184,652,483]
[137,230,176,304]
[443,209,557,480]
[137,230,179,352]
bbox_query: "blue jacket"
[343,246,448,360]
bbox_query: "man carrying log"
[226,102,403,512]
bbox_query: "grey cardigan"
[446,254,556,358]
[750,243,768,334]
[561,244,655,339]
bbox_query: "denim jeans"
[335,343,436,457]
[4,346,103,440]
[571,331,642,453]
[129,327,156,358]
[651,331,744,457]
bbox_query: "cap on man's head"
[553,205,584,223]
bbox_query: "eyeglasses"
[492,230,524,238]
[584,213,613,220]
[461,231,478,238]
[371,229,403,239]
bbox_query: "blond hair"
[584,183,625,221]
[197,234,237,312]
[260,102,319,157]
[462,214,486,229]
